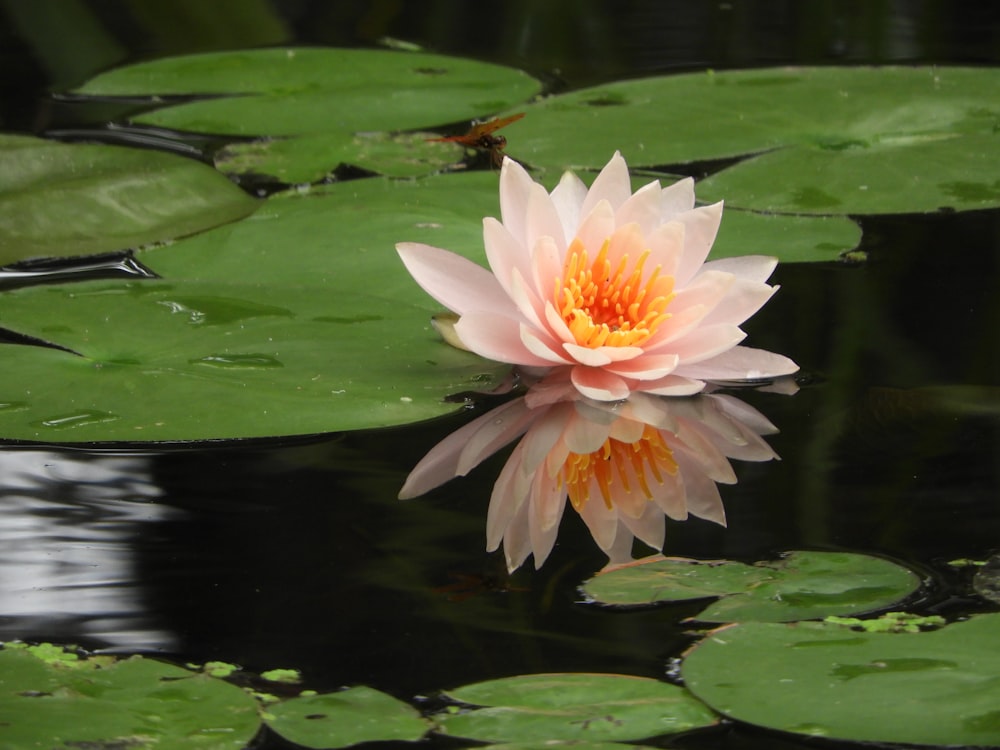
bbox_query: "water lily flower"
[400,391,781,572]
[398,152,797,401]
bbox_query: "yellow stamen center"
[562,425,679,511]
[555,237,675,348]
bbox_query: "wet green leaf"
[0,134,257,264]
[435,673,717,742]
[581,551,921,622]
[265,686,429,748]
[0,647,260,749]
[215,131,463,183]
[74,47,541,137]
[511,66,1000,214]
[681,613,1000,746]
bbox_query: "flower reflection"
[398,152,797,402]
[401,389,781,572]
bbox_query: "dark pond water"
[1,2,999,748]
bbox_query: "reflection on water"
[0,451,179,651]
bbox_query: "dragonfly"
[427,112,525,167]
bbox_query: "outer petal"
[564,342,643,366]
[398,397,533,498]
[397,242,513,317]
[673,201,724,286]
[483,217,531,299]
[550,169,588,241]
[525,180,568,250]
[581,151,632,218]
[455,312,558,366]
[676,345,799,381]
[701,255,778,283]
[614,179,663,237]
[499,156,537,248]
[659,176,696,218]
[571,366,630,401]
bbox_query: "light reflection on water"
[0,451,180,651]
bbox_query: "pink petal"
[454,312,559,366]
[525,180,568,249]
[698,278,777,328]
[571,366,630,401]
[529,471,566,568]
[620,503,666,550]
[398,397,532,498]
[615,179,663,237]
[499,156,536,248]
[640,374,707,396]
[487,440,529,550]
[581,151,632,218]
[701,255,778,283]
[564,342,643,367]
[550,170,588,241]
[483,217,531,299]
[660,177,696,218]
[607,353,680,380]
[675,345,799,381]
[529,235,563,304]
[397,242,512,317]
[508,266,547,330]
[521,324,574,365]
[456,399,541,476]
[645,220,686,277]
[673,202,724,287]
[574,199,616,252]
[669,323,747,364]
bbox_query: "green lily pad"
[0,645,260,749]
[0,134,257,264]
[265,686,429,748]
[435,673,718,743]
[681,613,1000,746]
[214,130,463,183]
[581,551,922,622]
[74,47,541,137]
[0,279,505,442]
[511,66,1000,214]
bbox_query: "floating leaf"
[0,646,259,749]
[0,279,505,442]
[435,673,717,743]
[265,686,429,748]
[511,66,1000,214]
[0,134,257,264]
[215,131,463,183]
[581,551,922,622]
[681,613,1000,746]
[74,47,541,137]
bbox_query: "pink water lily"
[400,391,781,572]
[397,152,797,401]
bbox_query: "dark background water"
[1,2,999,748]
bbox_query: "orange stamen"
[563,425,679,511]
[554,237,675,349]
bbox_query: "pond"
[0,3,998,749]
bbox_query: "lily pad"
[73,47,542,137]
[435,673,717,743]
[681,613,1000,746]
[0,645,260,749]
[215,130,464,183]
[265,686,429,748]
[0,134,257,264]
[511,66,1000,214]
[581,551,922,622]
[0,279,505,442]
